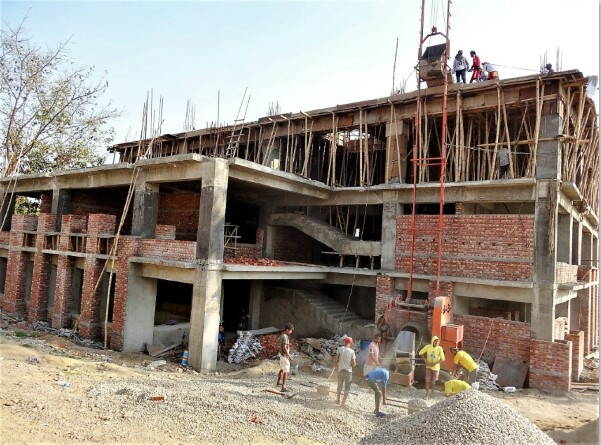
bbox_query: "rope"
[477,319,495,362]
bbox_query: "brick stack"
[396,214,534,281]
[27,213,56,322]
[1,214,37,316]
[79,214,116,339]
[565,330,584,381]
[255,333,299,360]
[529,339,572,391]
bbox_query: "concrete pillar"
[385,120,408,183]
[557,213,572,263]
[122,263,157,352]
[572,220,582,265]
[190,159,228,372]
[189,268,222,371]
[249,280,263,330]
[51,189,72,232]
[259,203,275,258]
[381,191,402,271]
[131,183,159,238]
[535,110,562,180]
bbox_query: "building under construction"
[0,69,598,390]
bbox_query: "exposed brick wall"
[529,339,572,391]
[396,215,534,281]
[578,288,593,354]
[110,237,139,350]
[453,314,532,364]
[565,330,584,381]
[61,215,87,234]
[224,229,263,260]
[157,190,200,241]
[272,226,313,263]
[554,317,568,340]
[138,239,196,262]
[0,231,9,245]
[27,214,56,322]
[155,224,176,240]
[70,189,132,234]
[87,214,116,235]
[375,275,394,320]
[39,193,52,214]
[51,256,74,328]
[556,262,578,283]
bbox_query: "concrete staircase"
[269,212,381,257]
[298,290,374,341]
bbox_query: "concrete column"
[381,191,402,271]
[190,159,228,372]
[535,111,562,180]
[385,120,408,183]
[249,280,263,330]
[196,160,229,263]
[189,267,222,371]
[582,229,592,267]
[569,296,580,330]
[557,213,572,263]
[0,194,16,231]
[131,183,159,238]
[259,203,275,258]
[572,220,583,265]
[51,189,72,232]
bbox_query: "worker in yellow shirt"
[450,346,478,383]
[444,379,471,396]
[418,336,445,399]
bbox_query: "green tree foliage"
[0,19,118,176]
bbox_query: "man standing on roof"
[452,50,469,83]
[419,335,445,399]
[366,367,389,417]
[498,146,510,178]
[363,333,382,376]
[333,337,356,407]
[469,50,482,83]
[482,62,499,80]
[276,323,294,392]
[543,63,555,74]
[450,346,479,383]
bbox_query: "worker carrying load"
[482,62,499,80]
[450,346,478,383]
[469,50,482,82]
[444,379,472,396]
[419,335,445,399]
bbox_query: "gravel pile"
[362,390,553,445]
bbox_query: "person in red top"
[469,50,482,83]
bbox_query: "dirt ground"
[0,325,598,444]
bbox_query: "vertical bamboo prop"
[500,89,515,178]
[364,114,370,185]
[489,87,502,179]
[359,109,364,185]
[530,79,544,177]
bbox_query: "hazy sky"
[1,0,599,148]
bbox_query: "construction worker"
[444,379,472,396]
[469,50,482,83]
[544,63,554,74]
[363,333,382,376]
[333,337,356,407]
[419,335,445,399]
[366,367,389,417]
[482,62,499,80]
[276,323,294,392]
[450,346,478,383]
[452,50,469,83]
[497,147,510,178]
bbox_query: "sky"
[1,0,599,150]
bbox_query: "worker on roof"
[497,146,510,179]
[276,323,294,392]
[450,346,479,383]
[363,333,382,376]
[366,367,389,418]
[419,335,445,399]
[333,337,356,407]
[482,62,499,80]
[469,50,482,83]
[544,63,555,74]
[452,50,469,83]
[444,379,472,396]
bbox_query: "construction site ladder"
[224,89,250,158]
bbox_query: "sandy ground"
[0,326,598,444]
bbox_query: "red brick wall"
[138,239,196,262]
[157,190,200,241]
[0,231,9,245]
[529,339,572,391]
[556,262,578,283]
[39,193,52,214]
[453,314,532,364]
[272,227,313,263]
[110,237,139,350]
[396,215,534,281]
[70,189,131,234]
[578,288,593,354]
[87,214,116,235]
[27,214,56,322]
[565,330,584,382]
[155,224,176,240]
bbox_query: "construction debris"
[31,321,103,349]
[475,360,501,391]
[227,332,263,364]
[362,390,553,445]
[225,257,287,266]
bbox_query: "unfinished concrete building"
[0,70,598,390]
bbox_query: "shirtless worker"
[276,323,294,392]
[363,333,382,376]
[450,346,478,383]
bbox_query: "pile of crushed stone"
[362,390,553,445]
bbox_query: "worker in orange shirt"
[450,346,478,383]
[469,50,482,83]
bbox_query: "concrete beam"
[222,271,327,280]
[51,189,72,231]
[140,263,194,284]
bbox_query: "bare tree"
[0,19,118,176]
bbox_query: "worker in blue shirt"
[366,368,389,417]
